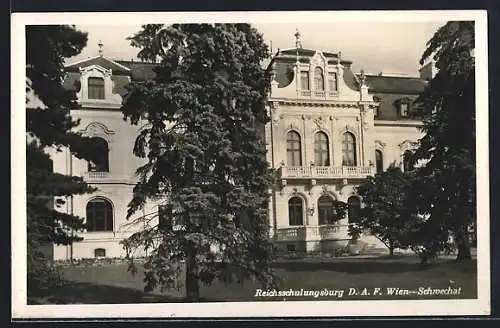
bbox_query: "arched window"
[375,150,383,173]
[314,67,324,91]
[86,198,114,232]
[314,132,330,166]
[286,131,302,166]
[288,197,304,226]
[88,137,109,172]
[318,195,335,225]
[403,150,414,172]
[88,77,105,99]
[342,132,357,166]
[300,71,310,91]
[348,196,361,224]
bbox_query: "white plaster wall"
[70,109,147,179]
[51,107,161,260]
[270,104,368,168]
[373,123,423,171]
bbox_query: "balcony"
[275,224,348,242]
[299,90,326,98]
[275,226,306,241]
[279,166,374,180]
[85,171,109,180]
[82,171,137,184]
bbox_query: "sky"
[69,21,446,77]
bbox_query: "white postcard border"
[11,10,490,318]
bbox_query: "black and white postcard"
[12,10,489,318]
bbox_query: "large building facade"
[265,47,429,254]
[48,41,431,260]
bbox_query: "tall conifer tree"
[121,24,277,299]
[412,21,475,261]
[26,25,101,292]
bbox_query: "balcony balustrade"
[82,171,137,183]
[85,171,109,180]
[275,224,349,242]
[279,166,374,179]
[275,226,306,241]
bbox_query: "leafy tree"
[412,21,475,261]
[26,25,102,293]
[120,24,278,300]
[353,166,419,256]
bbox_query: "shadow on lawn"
[28,281,214,304]
[272,259,425,274]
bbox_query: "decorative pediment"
[313,116,325,129]
[80,122,115,143]
[398,139,415,150]
[79,64,112,77]
[287,122,302,132]
[321,185,329,194]
[310,51,327,68]
[66,55,131,74]
[374,140,386,149]
[339,124,358,138]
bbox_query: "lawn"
[28,255,477,304]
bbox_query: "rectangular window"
[300,71,310,90]
[328,72,338,92]
[400,103,409,117]
[88,77,105,99]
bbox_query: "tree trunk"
[389,247,394,257]
[185,245,200,301]
[455,226,472,261]
[183,157,200,300]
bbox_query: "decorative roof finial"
[294,29,302,49]
[359,68,366,86]
[98,40,104,57]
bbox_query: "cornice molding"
[374,120,423,127]
[269,99,377,109]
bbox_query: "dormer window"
[300,71,310,90]
[397,98,411,117]
[400,103,409,117]
[314,67,324,91]
[328,72,338,93]
[373,96,380,117]
[88,77,105,99]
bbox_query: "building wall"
[373,123,423,171]
[52,53,426,259]
[51,108,164,260]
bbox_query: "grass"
[28,255,477,304]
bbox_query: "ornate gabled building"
[49,36,431,260]
[265,35,429,253]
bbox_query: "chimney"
[419,61,437,81]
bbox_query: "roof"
[65,56,131,74]
[275,48,353,66]
[268,48,356,90]
[115,60,157,81]
[364,75,427,94]
[65,56,157,81]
